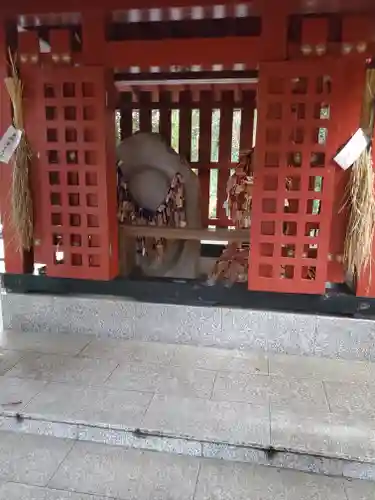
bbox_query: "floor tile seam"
[311,320,319,357]
[0,353,29,376]
[209,372,218,400]
[2,481,120,500]
[47,481,120,499]
[74,336,96,358]
[140,392,159,426]
[3,380,222,402]
[2,376,157,397]
[211,391,327,409]
[268,400,272,447]
[139,392,158,425]
[103,360,235,376]
[4,379,50,412]
[342,481,351,500]
[101,362,121,385]
[192,460,202,500]
[1,347,89,357]
[45,438,77,488]
[322,380,333,413]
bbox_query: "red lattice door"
[24,66,118,280]
[249,60,344,294]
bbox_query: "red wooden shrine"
[0,0,374,296]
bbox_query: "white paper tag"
[334,128,370,170]
[0,125,22,164]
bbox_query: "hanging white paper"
[0,125,22,164]
[334,128,370,170]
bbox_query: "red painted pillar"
[0,17,31,273]
[327,60,365,284]
[259,0,288,61]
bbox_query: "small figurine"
[207,149,254,286]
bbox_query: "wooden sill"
[119,225,250,242]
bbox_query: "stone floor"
[0,431,374,500]
[1,330,375,479]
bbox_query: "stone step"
[1,431,373,500]
[1,331,375,482]
[3,292,375,361]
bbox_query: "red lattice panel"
[23,66,118,280]
[249,60,343,294]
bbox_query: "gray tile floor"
[0,431,374,500]
[1,330,375,462]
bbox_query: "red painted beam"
[106,37,261,69]
[1,0,375,16]
[0,0,256,16]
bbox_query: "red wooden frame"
[0,3,374,292]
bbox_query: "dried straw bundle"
[343,69,375,284]
[344,149,375,280]
[4,52,33,251]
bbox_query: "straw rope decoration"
[4,50,33,251]
[343,69,375,285]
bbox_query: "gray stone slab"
[325,381,375,418]
[5,353,118,385]
[143,394,270,446]
[0,483,111,500]
[265,313,317,356]
[0,431,73,486]
[83,340,269,375]
[106,362,215,398]
[24,382,152,428]
[269,353,375,383]
[315,316,375,361]
[212,372,328,412]
[343,462,375,482]
[269,377,329,412]
[221,309,316,355]
[223,350,269,374]
[0,330,92,355]
[344,478,375,499]
[82,339,176,365]
[271,409,375,462]
[0,376,47,411]
[221,309,269,351]
[170,344,236,371]
[268,451,346,477]
[171,344,269,374]
[133,447,199,500]
[4,292,375,361]
[2,293,135,338]
[134,302,221,345]
[202,443,268,464]
[195,460,347,500]
[212,372,270,405]
[49,441,199,500]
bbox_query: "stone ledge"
[1,413,374,482]
[2,292,375,360]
